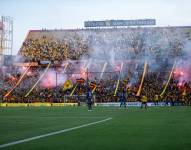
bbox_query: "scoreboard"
[84,19,156,27]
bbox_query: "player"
[154,94,159,106]
[86,88,93,111]
[141,95,147,109]
[119,89,127,108]
[77,94,81,106]
[164,94,170,106]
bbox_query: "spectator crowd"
[1,64,191,106]
[1,27,191,105]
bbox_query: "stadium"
[1,1,191,150]
[1,23,191,106]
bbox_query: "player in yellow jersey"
[154,94,159,106]
[141,95,148,109]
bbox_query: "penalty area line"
[0,117,112,149]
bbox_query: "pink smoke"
[40,70,67,88]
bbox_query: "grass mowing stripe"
[0,117,112,149]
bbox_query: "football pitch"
[0,106,191,150]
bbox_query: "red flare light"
[80,67,87,78]
[114,65,121,72]
[174,69,184,77]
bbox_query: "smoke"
[13,55,25,63]
[40,69,67,88]
[175,41,191,83]
[4,27,190,90]
[73,28,189,84]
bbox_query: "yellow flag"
[182,89,186,96]
[63,80,73,91]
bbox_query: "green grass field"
[0,106,191,150]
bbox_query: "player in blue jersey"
[119,89,127,108]
[86,88,93,111]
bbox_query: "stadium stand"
[1,26,191,105]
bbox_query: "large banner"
[0,103,77,107]
[95,102,170,107]
[84,19,156,27]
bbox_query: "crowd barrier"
[0,102,172,107]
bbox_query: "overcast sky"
[1,0,191,54]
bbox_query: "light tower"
[0,16,13,66]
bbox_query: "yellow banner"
[0,103,77,107]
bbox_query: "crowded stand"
[1,26,191,105]
[20,27,186,62]
[1,62,191,105]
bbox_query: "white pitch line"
[0,117,112,149]
[0,116,108,119]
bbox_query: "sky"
[0,0,191,54]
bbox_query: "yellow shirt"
[141,96,147,102]
[154,95,159,101]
